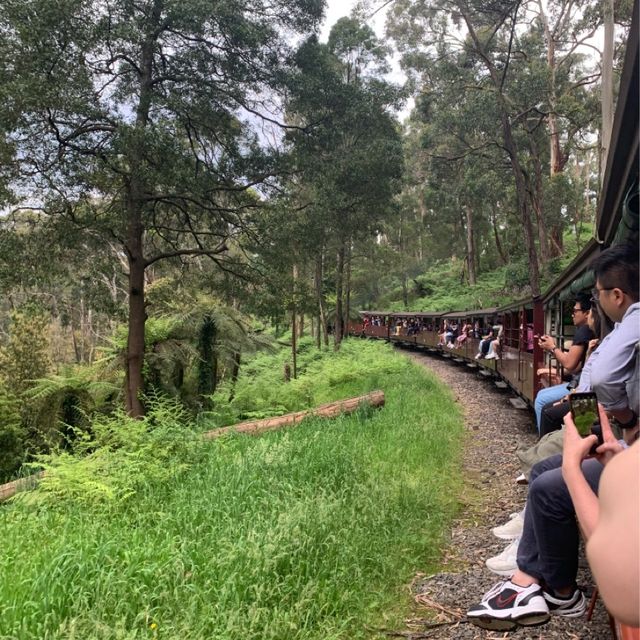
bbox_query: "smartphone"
[569,392,599,437]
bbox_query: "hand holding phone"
[569,392,604,451]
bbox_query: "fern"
[21,395,201,508]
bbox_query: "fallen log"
[0,391,385,502]
[0,471,45,503]
[203,390,385,440]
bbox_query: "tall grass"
[0,340,464,639]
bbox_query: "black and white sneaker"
[544,588,587,617]
[467,581,550,630]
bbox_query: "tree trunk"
[418,198,426,262]
[203,390,385,440]
[197,315,217,401]
[600,0,615,184]
[464,205,477,285]
[292,264,298,378]
[510,155,541,296]
[344,241,352,334]
[123,0,161,417]
[125,221,146,417]
[298,313,304,338]
[315,313,321,349]
[538,0,567,176]
[315,251,329,348]
[228,352,241,401]
[490,208,508,265]
[334,242,345,350]
[529,139,552,265]
[71,314,81,364]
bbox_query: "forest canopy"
[0,0,634,478]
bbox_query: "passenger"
[438,319,450,346]
[521,322,534,352]
[534,293,595,431]
[485,321,503,359]
[445,321,456,347]
[475,325,495,359]
[455,321,472,348]
[466,242,640,631]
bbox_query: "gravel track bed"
[393,346,611,640]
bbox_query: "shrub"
[0,389,25,481]
[22,394,201,507]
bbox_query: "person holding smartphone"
[467,243,639,631]
[562,407,639,628]
[534,293,595,431]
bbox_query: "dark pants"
[539,400,570,438]
[516,454,603,591]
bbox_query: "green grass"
[0,340,464,639]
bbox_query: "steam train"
[348,12,639,408]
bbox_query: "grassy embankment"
[0,339,464,640]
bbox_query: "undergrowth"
[204,337,409,427]
[0,340,464,640]
[375,224,594,312]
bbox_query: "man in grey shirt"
[467,243,640,631]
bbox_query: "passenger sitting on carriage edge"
[534,293,594,432]
[485,321,503,359]
[466,242,640,631]
[475,325,495,359]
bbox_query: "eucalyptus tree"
[287,25,403,348]
[0,0,323,415]
[388,1,549,293]
[388,1,596,294]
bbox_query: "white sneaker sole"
[469,611,550,631]
[492,528,522,541]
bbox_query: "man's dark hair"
[592,243,640,302]
[575,292,592,312]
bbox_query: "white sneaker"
[468,580,549,630]
[486,538,520,576]
[492,511,525,540]
[544,588,587,617]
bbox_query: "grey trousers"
[516,454,604,591]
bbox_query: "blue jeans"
[534,384,568,433]
[516,454,603,591]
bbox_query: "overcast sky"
[320,0,388,41]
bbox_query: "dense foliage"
[0,0,635,634]
[0,0,632,487]
[0,341,464,639]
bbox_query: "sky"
[320,0,388,42]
